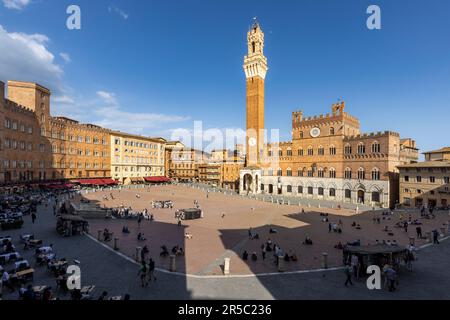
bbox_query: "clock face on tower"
[310,127,321,138]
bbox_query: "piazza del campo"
[1,10,450,302]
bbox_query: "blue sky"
[0,0,449,154]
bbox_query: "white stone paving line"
[86,233,450,280]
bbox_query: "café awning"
[144,176,171,183]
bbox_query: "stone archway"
[243,173,253,193]
[358,190,365,204]
[239,167,263,195]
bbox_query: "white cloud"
[2,0,30,10]
[93,106,190,134]
[108,5,129,20]
[96,90,117,105]
[59,52,71,63]
[0,24,64,94]
[51,91,190,136]
[53,95,74,104]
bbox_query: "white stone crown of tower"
[243,21,268,80]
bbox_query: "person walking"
[344,264,353,287]
[351,255,360,280]
[148,258,157,282]
[261,244,266,260]
[416,226,422,239]
[1,271,14,293]
[138,262,148,287]
[385,267,397,292]
[433,230,440,244]
[31,212,37,224]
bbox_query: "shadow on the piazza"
[73,193,194,299]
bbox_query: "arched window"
[298,148,304,156]
[357,143,366,155]
[307,146,314,156]
[278,149,283,157]
[297,168,304,177]
[372,142,381,153]
[344,144,352,155]
[318,146,324,156]
[372,191,381,202]
[308,186,314,195]
[318,187,324,196]
[299,131,304,139]
[344,168,352,179]
[358,167,365,180]
[268,168,273,176]
[329,188,336,197]
[268,150,272,157]
[329,145,337,155]
[277,168,282,176]
[345,189,352,199]
[287,185,292,193]
[372,168,381,180]
[329,168,336,179]
[318,168,324,178]
[307,169,313,177]
[298,186,303,194]
[286,168,292,176]
[286,148,292,156]
[330,127,335,135]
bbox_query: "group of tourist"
[111,206,154,221]
[242,236,299,265]
[138,258,157,287]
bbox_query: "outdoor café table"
[27,239,43,247]
[33,286,48,300]
[15,268,34,282]
[36,246,53,255]
[80,285,95,295]
[0,236,12,245]
[20,234,34,243]
[37,253,56,265]
[15,260,30,271]
[80,285,95,299]
[0,244,15,254]
[0,252,21,264]
[48,260,68,273]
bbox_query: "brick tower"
[243,20,268,166]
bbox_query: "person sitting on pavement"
[242,250,249,261]
[103,229,111,242]
[251,252,258,261]
[303,237,313,245]
[160,245,169,257]
[334,242,344,249]
[137,233,146,241]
